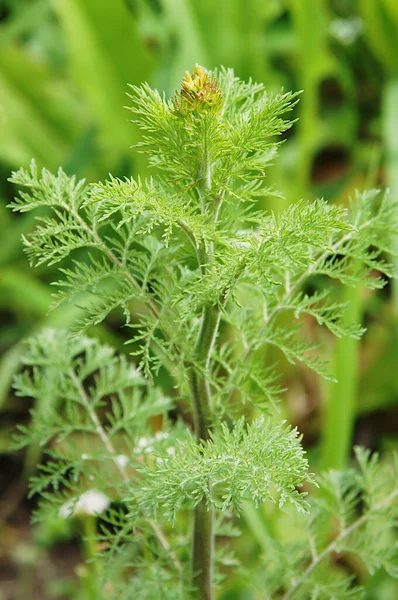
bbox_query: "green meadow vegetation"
[0,1,397,599]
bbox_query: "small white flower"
[136,436,150,449]
[59,489,110,519]
[77,490,110,515]
[115,454,129,468]
[81,453,90,461]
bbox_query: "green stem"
[192,500,215,600]
[189,304,220,440]
[189,253,223,599]
[78,515,99,600]
[190,326,219,600]
[189,124,219,599]
[189,285,219,600]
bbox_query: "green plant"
[8,66,398,599]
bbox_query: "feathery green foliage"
[133,417,314,522]
[9,66,398,599]
[256,447,398,600]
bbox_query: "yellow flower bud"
[173,64,223,116]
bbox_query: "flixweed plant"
[8,65,398,599]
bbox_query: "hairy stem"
[189,271,221,600]
[192,500,215,600]
[189,301,218,600]
[190,126,220,599]
[189,304,220,440]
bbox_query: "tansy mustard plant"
[8,66,398,600]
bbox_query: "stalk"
[189,116,220,599]
[189,305,220,440]
[189,301,220,599]
[192,489,215,600]
[78,515,99,600]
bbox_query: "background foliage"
[0,1,397,598]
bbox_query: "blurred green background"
[0,0,397,598]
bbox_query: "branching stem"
[229,215,379,406]
[70,206,161,321]
[189,306,218,599]
[68,367,182,571]
[189,124,221,599]
[281,488,398,600]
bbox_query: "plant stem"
[281,488,398,600]
[190,125,219,599]
[189,300,219,600]
[189,302,222,600]
[188,273,222,598]
[78,515,99,600]
[192,500,215,600]
[189,304,220,440]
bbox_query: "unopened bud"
[173,64,223,116]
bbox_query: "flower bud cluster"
[173,64,223,115]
